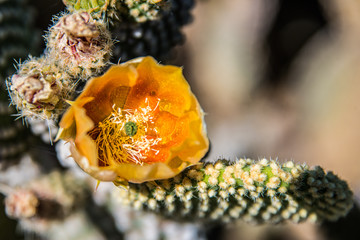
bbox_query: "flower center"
[90,102,161,166]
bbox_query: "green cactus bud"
[112,158,353,224]
[121,0,167,23]
[63,0,168,24]
[63,0,122,23]
[63,0,112,13]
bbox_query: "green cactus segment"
[4,171,88,224]
[63,0,167,23]
[114,159,353,224]
[64,0,108,12]
[63,0,117,23]
[119,0,167,23]
[289,166,353,222]
[75,0,107,11]
[0,0,40,86]
[0,95,30,163]
[0,0,40,163]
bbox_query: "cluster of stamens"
[91,99,162,166]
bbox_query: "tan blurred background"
[176,1,360,238]
[181,0,360,194]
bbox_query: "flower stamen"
[90,101,162,166]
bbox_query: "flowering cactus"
[1,1,357,239]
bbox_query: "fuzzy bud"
[46,12,112,79]
[10,74,59,108]
[7,57,74,121]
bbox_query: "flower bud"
[46,12,112,79]
[8,57,74,121]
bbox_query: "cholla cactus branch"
[114,159,353,224]
[63,0,117,15]
[0,1,39,85]
[3,171,88,235]
[121,0,167,23]
[63,0,167,23]
[110,0,195,62]
[0,107,29,162]
[0,0,40,163]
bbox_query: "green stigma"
[124,121,138,137]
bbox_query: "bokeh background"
[179,0,360,239]
[183,0,360,197]
[1,0,360,239]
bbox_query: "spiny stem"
[113,158,353,224]
[64,0,167,23]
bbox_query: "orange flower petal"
[57,56,209,183]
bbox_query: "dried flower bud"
[11,74,60,107]
[7,57,74,121]
[46,12,112,79]
[61,11,100,38]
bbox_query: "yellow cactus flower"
[57,57,209,183]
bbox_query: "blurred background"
[184,0,360,197]
[175,0,360,239]
[1,0,360,239]
[181,0,360,197]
